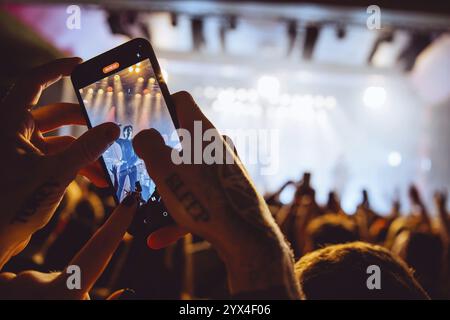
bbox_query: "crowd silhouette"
[266,173,449,299]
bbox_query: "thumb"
[147,225,189,250]
[57,122,120,174]
[132,128,176,182]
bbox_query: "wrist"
[219,231,300,299]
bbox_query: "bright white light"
[363,86,386,108]
[257,75,280,99]
[387,151,402,167]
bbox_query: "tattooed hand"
[133,91,300,298]
[0,194,138,299]
[0,58,120,268]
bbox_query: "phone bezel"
[71,38,180,204]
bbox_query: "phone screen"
[79,58,178,202]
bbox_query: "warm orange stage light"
[103,62,120,74]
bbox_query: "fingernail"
[122,193,138,207]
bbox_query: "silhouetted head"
[295,242,429,299]
[384,215,423,249]
[304,214,359,252]
[391,230,444,298]
[123,125,133,139]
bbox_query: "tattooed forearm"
[165,173,209,222]
[216,157,278,239]
[10,180,61,224]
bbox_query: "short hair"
[391,230,444,298]
[305,214,359,251]
[384,216,423,249]
[295,242,429,299]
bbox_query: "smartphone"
[71,38,179,234]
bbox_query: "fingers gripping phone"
[71,38,178,238]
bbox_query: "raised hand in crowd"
[0,58,121,269]
[0,195,138,299]
[133,91,301,299]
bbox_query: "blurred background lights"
[388,151,402,167]
[257,75,280,99]
[363,86,387,108]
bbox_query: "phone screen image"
[79,59,178,202]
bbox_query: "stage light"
[388,151,402,167]
[336,24,346,39]
[93,88,105,113]
[128,66,134,73]
[257,75,280,99]
[363,86,386,108]
[191,17,205,51]
[135,67,141,73]
[287,20,298,56]
[107,86,113,92]
[303,24,321,60]
[114,75,120,80]
[137,77,144,83]
[87,88,94,94]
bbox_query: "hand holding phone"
[71,38,180,242]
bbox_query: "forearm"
[221,235,301,300]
